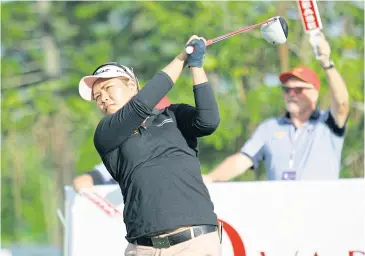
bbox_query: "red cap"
[279,66,321,90]
[155,96,171,110]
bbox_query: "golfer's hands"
[73,174,94,193]
[309,32,331,67]
[178,35,206,65]
[184,35,207,68]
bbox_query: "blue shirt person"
[204,32,350,182]
[72,162,117,192]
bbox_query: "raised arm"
[162,34,210,84]
[162,53,186,84]
[310,32,350,128]
[94,36,210,156]
[169,80,220,137]
[169,37,220,137]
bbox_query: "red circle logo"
[218,218,246,256]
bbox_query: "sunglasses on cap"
[92,62,140,87]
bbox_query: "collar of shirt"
[140,108,166,129]
[280,109,320,125]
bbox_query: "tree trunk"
[37,0,60,78]
[36,0,63,248]
[8,130,23,240]
[32,115,56,247]
[49,106,75,250]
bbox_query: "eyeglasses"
[281,86,312,94]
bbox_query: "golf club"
[185,16,288,54]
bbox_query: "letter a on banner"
[296,0,323,59]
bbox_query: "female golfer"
[78,35,221,256]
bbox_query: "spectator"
[204,32,349,182]
[73,162,116,192]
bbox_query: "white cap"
[78,64,135,101]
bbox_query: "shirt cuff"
[86,170,105,185]
[325,111,347,137]
[240,151,258,170]
[193,82,209,90]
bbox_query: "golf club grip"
[185,40,213,54]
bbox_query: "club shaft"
[210,18,276,45]
[185,17,277,54]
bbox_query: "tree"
[1,1,363,246]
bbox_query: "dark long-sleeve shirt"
[94,71,220,242]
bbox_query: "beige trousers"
[124,228,221,256]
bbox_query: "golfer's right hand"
[73,174,94,193]
[185,35,206,68]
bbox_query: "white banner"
[64,179,365,256]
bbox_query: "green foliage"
[1,1,363,246]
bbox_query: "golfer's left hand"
[177,35,206,66]
[309,32,331,66]
[185,35,207,68]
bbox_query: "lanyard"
[288,125,305,169]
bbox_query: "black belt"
[134,225,217,249]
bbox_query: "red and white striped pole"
[79,190,122,218]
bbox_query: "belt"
[134,225,217,249]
